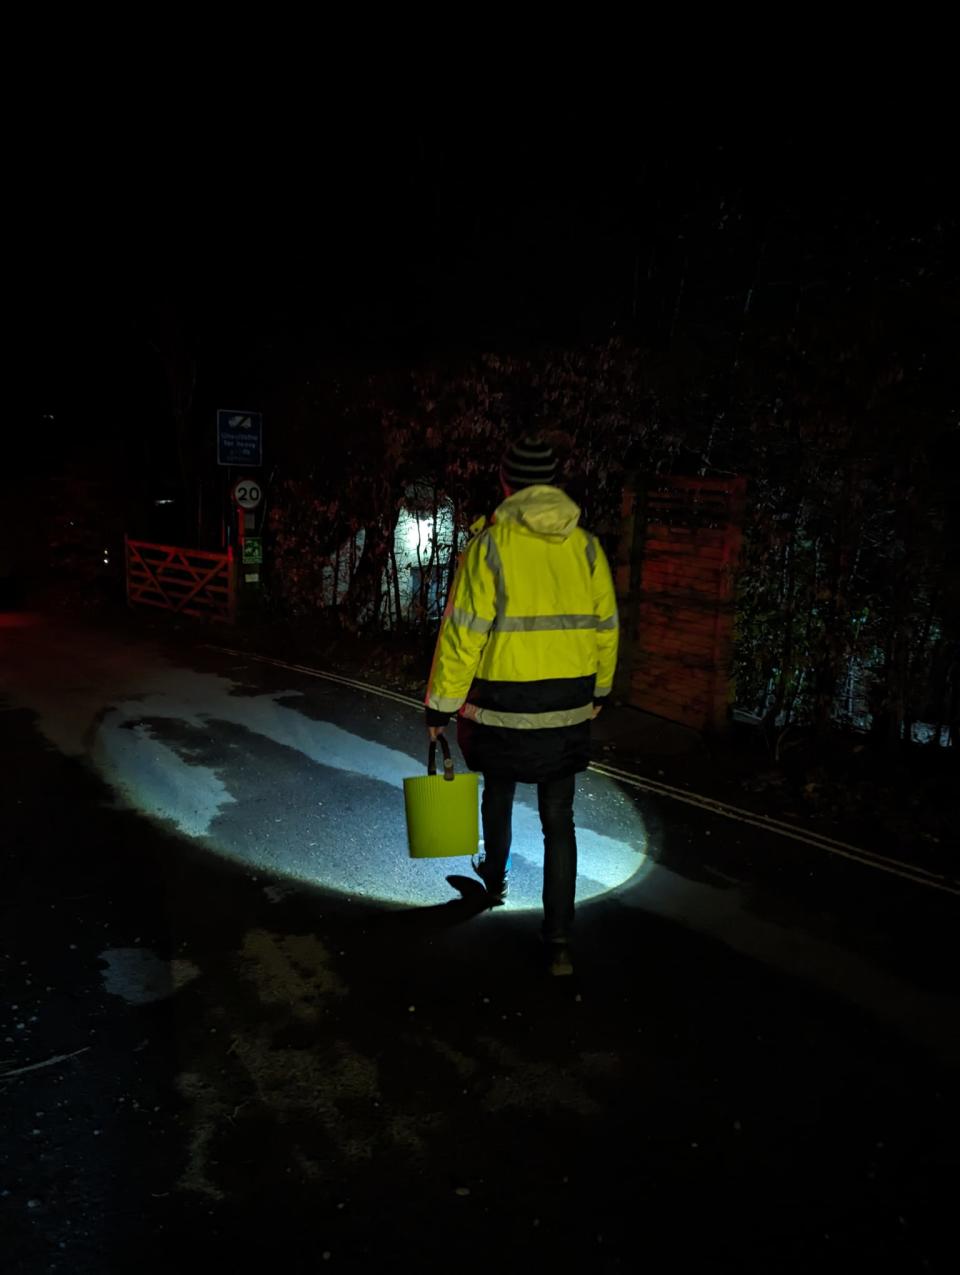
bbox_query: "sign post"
[231,472,264,595]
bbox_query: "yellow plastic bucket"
[403,736,479,859]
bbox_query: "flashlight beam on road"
[206,645,960,900]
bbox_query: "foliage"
[257,207,958,749]
[730,264,958,746]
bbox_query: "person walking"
[424,436,619,976]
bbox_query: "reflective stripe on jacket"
[425,485,619,779]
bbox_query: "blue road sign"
[217,410,262,467]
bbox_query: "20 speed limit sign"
[233,478,262,509]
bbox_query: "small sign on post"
[242,537,263,565]
[217,410,262,466]
[232,478,263,510]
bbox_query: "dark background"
[14,101,955,479]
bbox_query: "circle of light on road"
[92,672,650,911]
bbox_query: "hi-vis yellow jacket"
[425,485,619,778]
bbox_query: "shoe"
[472,854,509,905]
[547,943,574,977]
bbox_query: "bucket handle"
[427,734,455,782]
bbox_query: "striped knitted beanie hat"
[501,435,558,489]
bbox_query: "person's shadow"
[369,873,492,937]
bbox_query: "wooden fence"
[615,476,746,732]
[126,539,236,623]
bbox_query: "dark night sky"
[12,99,956,477]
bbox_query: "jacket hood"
[495,485,581,541]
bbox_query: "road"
[1,612,957,1273]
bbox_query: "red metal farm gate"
[125,539,236,623]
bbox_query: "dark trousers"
[481,773,577,943]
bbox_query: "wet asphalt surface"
[1,612,958,1273]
